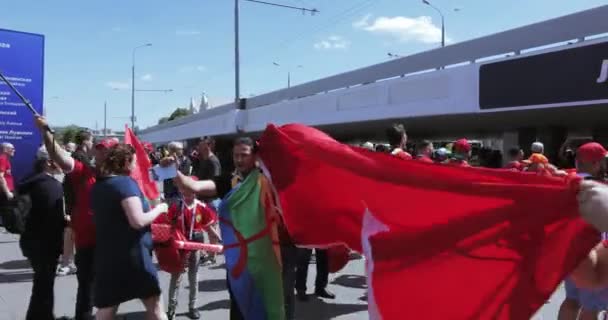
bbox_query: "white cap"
[168,141,184,150]
[361,142,374,151]
[36,145,50,160]
[531,142,544,153]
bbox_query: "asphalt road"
[0,229,563,319]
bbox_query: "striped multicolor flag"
[219,169,285,320]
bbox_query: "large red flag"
[124,126,160,200]
[258,123,599,320]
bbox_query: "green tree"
[158,117,169,125]
[168,108,192,121]
[55,125,82,145]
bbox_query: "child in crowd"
[166,176,221,320]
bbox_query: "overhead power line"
[244,0,319,14]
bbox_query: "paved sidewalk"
[0,229,564,319]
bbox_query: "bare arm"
[578,180,608,232]
[206,225,222,242]
[35,116,74,172]
[174,171,217,197]
[571,243,608,289]
[121,198,168,230]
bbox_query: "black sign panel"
[479,42,608,110]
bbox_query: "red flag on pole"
[258,123,599,320]
[124,126,160,200]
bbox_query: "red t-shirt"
[68,160,97,248]
[447,159,471,167]
[0,154,14,192]
[504,161,524,171]
[391,148,412,160]
[416,155,434,163]
[168,200,217,237]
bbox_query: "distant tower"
[199,91,210,111]
[188,97,198,114]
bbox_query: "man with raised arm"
[34,115,117,320]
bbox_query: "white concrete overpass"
[139,5,608,157]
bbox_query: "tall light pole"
[235,0,318,107]
[104,101,107,137]
[234,0,240,106]
[422,0,445,47]
[273,62,303,88]
[131,43,152,129]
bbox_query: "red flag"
[124,126,160,200]
[258,124,599,320]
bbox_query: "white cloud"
[178,65,207,73]
[105,81,130,90]
[354,15,448,44]
[176,29,201,36]
[314,35,350,50]
[141,74,153,81]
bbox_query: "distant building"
[91,128,124,141]
[199,92,209,111]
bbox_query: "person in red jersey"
[504,146,525,171]
[0,142,15,204]
[415,140,434,163]
[447,139,471,167]
[34,115,117,320]
[166,176,220,320]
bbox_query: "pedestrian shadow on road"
[196,299,230,311]
[197,278,227,292]
[0,271,33,283]
[331,274,367,289]
[0,259,30,270]
[295,296,368,319]
[209,263,226,270]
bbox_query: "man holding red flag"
[559,142,608,320]
[257,123,605,320]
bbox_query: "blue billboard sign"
[0,29,44,182]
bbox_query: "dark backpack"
[0,194,32,234]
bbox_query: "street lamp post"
[273,62,302,88]
[131,43,152,129]
[234,0,241,106]
[422,0,445,47]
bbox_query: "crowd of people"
[2,117,608,319]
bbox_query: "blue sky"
[1,0,606,130]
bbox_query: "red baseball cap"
[453,139,471,153]
[577,142,608,163]
[95,138,119,150]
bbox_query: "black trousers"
[295,248,329,293]
[281,245,298,320]
[228,277,244,320]
[26,251,60,320]
[74,247,95,320]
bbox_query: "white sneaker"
[56,264,77,276]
